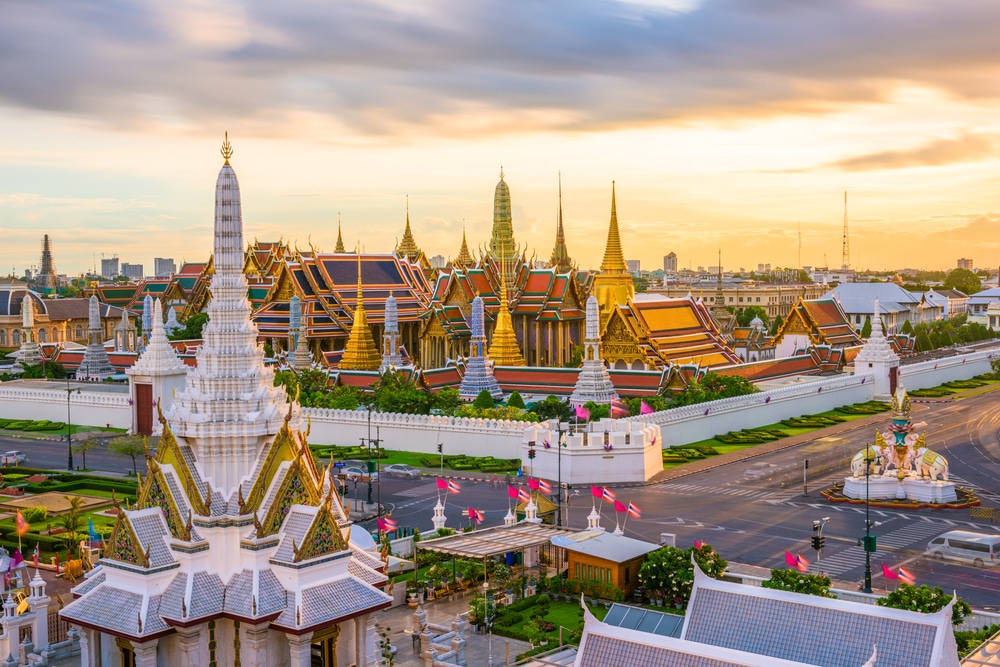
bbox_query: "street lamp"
[556,420,569,527]
[483,581,495,667]
[811,517,830,564]
[65,377,80,471]
[564,489,580,528]
[858,449,876,593]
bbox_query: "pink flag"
[795,553,810,573]
[528,478,540,490]
[614,500,626,513]
[517,487,531,502]
[640,401,654,415]
[627,502,641,519]
[694,539,703,549]
[591,485,603,499]
[447,479,461,495]
[436,477,448,490]
[469,508,484,525]
[611,398,629,418]
[785,551,798,567]
[507,485,520,499]
[601,487,616,502]
[377,518,388,531]
[882,563,898,580]
[898,566,916,585]
[10,549,23,569]
[575,405,590,421]
[538,479,553,494]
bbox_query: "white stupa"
[12,294,43,372]
[126,298,189,436]
[570,295,618,407]
[379,291,404,372]
[852,298,899,401]
[76,295,116,381]
[459,293,503,400]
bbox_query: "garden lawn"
[496,600,607,643]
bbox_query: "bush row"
[715,429,788,445]
[834,401,891,415]
[0,419,66,431]
[416,455,520,473]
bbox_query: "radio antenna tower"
[841,190,850,271]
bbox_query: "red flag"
[468,508,484,525]
[436,478,448,490]
[614,500,626,513]
[898,566,916,585]
[882,563,898,580]
[640,401,654,415]
[15,511,29,537]
[627,502,641,519]
[538,479,553,495]
[795,553,810,573]
[591,485,603,499]
[528,478,540,491]
[507,485,520,499]
[377,517,398,532]
[447,479,461,495]
[575,405,590,421]
[601,487,616,502]
[785,551,798,567]
[694,539,703,549]
[611,398,630,418]
[517,487,531,502]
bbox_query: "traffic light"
[811,535,825,551]
[804,459,809,469]
[437,443,443,454]
[528,448,536,460]
[857,535,876,552]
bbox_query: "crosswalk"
[807,519,948,578]
[654,482,776,500]
[394,484,440,498]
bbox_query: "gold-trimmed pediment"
[258,455,322,538]
[293,504,349,562]
[154,409,208,516]
[137,459,191,541]
[107,512,150,569]
[241,417,300,516]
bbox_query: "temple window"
[12,330,20,345]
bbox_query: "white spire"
[129,299,187,376]
[380,291,403,372]
[570,294,618,407]
[21,294,34,329]
[88,294,100,330]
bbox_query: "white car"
[383,464,421,479]
[341,467,379,482]
[1,451,26,466]
[743,462,777,480]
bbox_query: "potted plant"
[652,590,664,607]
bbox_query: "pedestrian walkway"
[651,482,776,500]
[805,518,948,578]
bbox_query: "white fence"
[897,348,995,391]
[303,407,532,459]
[0,383,130,429]
[631,374,875,448]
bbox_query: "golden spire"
[339,242,380,370]
[455,222,473,268]
[334,213,345,253]
[600,181,627,274]
[488,238,525,366]
[221,132,233,165]
[396,195,422,262]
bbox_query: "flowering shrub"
[637,543,727,609]
[876,584,971,626]
[761,569,836,598]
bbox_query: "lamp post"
[556,420,569,527]
[483,581,495,667]
[65,377,78,471]
[564,489,580,528]
[859,448,876,593]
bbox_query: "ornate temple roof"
[773,297,863,349]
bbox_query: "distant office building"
[121,263,143,279]
[101,257,120,279]
[154,257,177,276]
[663,252,677,273]
[429,254,446,269]
[757,263,771,273]
[23,269,32,281]
[957,258,973,270]
[626,259,641,275]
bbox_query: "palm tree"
[58,496,85,560]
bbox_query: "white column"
[74,626,94,667]
[286,632,313,667]
[243,624,270,667]
[365,617,379,667]
[132,638,159,667]
[176,627,203,667]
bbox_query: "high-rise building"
[429,254,446,269]
[121,263,144,279]
[957,258,974,270]
[663,252,677,273]
[101,256,119,279]
[154,257,177,276]
[626,259,641,275]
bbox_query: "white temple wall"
[267,627,291,667]
[303,408,531,458]
[523,419,663,484]
[893,349,994,391]
[0,383,131,428]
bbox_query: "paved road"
[0,434,135,475]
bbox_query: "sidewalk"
[378,589,532,666]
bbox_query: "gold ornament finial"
[221,132,234,165]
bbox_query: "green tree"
[672,372,758,407]
[638,543,727,608]
[916,331,933,352]
[943,268,981,296]
[19,362,67,379]
[473,390,495,410]
[372,371,431,414]
[876,584,971,626]
[860,316,872,339]
[432,387,463,416]
[507,391,526,410]
[736,306,769,329]
[72,438,102,471]
[770,315,783,336]
[109,434,147,476]
[900,320,914,335]
[168,312,209,341]
[529,396,572,422]
[58,496,85,559]
[762,569,836,598]
[567,344,584,368]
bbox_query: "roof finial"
[500,165,504,180]
[357,240,363,301]
[221,132,233,165]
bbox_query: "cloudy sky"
[1,0,999,277]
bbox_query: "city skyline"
[2,1,999,276]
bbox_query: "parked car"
[383,464,421,480]
[743,462,777,480]
[1,451,26,466]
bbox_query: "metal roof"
[551,531,661,563]
[602,603,684,638]
[417,523,579,559]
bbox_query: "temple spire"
[396,195,422,262]
[489,168,518,287]
[334,213,345,253]
[455,223,473,268]
[548,171,572,273]
[487,239,526,366]
[339,244,381,370]
[600,181,627,274]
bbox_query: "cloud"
[825,134,996,171]
[1,1,999,137]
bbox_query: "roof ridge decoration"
[396,195,423,263]
[293,502,349,562]
[137,457,191,541]
[155,406,209,515]
[241,409,311,515]
[548,171,573,273]
[600,181,627,274]
[455,223,473,268]
[258,454,321,538]
[335,214,346,253]
[107,510,151,569]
